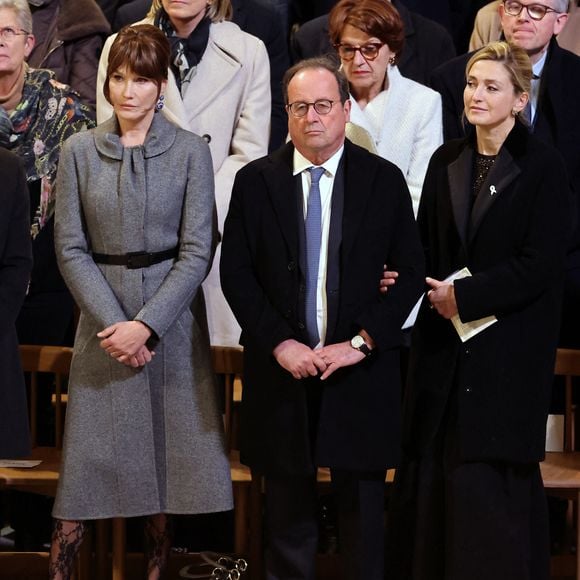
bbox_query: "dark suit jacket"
[404,122,572,464]
[0,149,32,458]
[290,0,456,87]
[220,140,424,476]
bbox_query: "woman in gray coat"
[49,24,232,579]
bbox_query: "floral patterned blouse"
[0,67,94,238]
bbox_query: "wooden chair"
[540,348,580,580]
[0,345,93,578]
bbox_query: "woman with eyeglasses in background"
[328,0,443,216]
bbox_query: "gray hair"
[0,0,32,33]
[283,57,350,105]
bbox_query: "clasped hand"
[97,321,154,368]
[273,339,365,381]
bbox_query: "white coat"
[348,65,443,216]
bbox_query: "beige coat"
[97,19,271,347]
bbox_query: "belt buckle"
[126,251,149,269]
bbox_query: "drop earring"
[155,94,165,112]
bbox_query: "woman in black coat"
[0,149,32,459]
[386,42,573,580]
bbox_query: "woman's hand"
[426,277,458,319]
[97,321,154,365]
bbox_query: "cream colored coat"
[348,66,442,216]
[97,19,271,347]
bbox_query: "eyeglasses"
[502,1,562,20]
[286,99,337,117]
[334,43,384,62]
[0,26,30,41]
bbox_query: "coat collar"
[263,140,378,260]
[93,112,178,160]
[448,121,529,246]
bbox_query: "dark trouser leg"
[331,469,386,580]
[264,475,318,580]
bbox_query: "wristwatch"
[350,334,372,357]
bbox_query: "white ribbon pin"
[489,185,497,196]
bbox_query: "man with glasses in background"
[220,57,424,580]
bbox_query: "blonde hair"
[466,41,532,96]
[147,0,232,23]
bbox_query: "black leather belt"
[92,247,179,269]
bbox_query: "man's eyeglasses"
[0,26,30,41]
[334,43,384,62]
[286,100,337,117]
[502,1,563,21]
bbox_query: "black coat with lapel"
[404,122,572,464]
[430,39,580,196]
[220,140,424,476]
[0,149,32,458]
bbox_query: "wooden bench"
[541,348,580,580]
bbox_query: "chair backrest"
[19,345,74,449]
[211,346,243,451]
[554,348,580,452]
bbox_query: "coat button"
[202,134,211,143]
[465,386,472,393]
[465,348,470,355]
[298,322,305,330]
[288,261,296,271]
[284,309,292,319]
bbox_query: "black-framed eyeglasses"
[502,0,562,20]
[286,99,337,118]
[0,26,30,41]
[334,43,384,62]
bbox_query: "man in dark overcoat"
[0,149,32,458]
[220,57,424,580]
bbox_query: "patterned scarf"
[155,10,211,91]
[0,67,94,238]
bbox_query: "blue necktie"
[305,166,325,347]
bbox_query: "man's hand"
[273,339,327,379]
[426,277,458,319]
[317,341,365,380]
[97,320,154,365]
[379,264,399,294]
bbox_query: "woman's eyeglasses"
[0,27,30,41]
[334,43,385,62]
[286,100,337,117]
[502,1,562,21]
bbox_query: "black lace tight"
[48,519,87,580]
[48,514,171,579]
[145,514,173,580]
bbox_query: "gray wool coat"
[52,113,233,520]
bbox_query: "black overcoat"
[403,122,572,464]
[220,140,424,476]
[0,149,32,458]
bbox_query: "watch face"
[351,335,364,349]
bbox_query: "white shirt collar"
[292,144,345,177]
[533,50,548,78]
